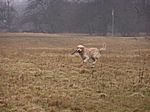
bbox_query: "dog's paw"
[91,65,95,68]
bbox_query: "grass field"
[0,33,150,112]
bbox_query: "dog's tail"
[99,43,106,52]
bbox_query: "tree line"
[0,0,150,36]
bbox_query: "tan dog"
[72,43,106,65]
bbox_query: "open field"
[0,33,150,112]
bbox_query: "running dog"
[72,43,106,65]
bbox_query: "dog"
[71,43,106,65]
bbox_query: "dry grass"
[0,33,150,112]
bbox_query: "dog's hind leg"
[91,57,97,64]
[91,57,97,67]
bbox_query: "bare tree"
[15,0,150,36]
[0,0,17,32]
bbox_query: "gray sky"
[14,0,23,2]
[14,0,26,4]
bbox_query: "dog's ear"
[80,47,84,51]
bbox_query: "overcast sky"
[14,0,26,4]
[14,0,23,2]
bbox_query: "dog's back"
[85,48,100,58]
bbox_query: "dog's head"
[77,45,85,53]
[71,45,85,55]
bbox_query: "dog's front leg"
[83,56,89,63]
[79,57,89,67]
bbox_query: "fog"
[0,0,150,36]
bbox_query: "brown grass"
[0,33,150,112]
